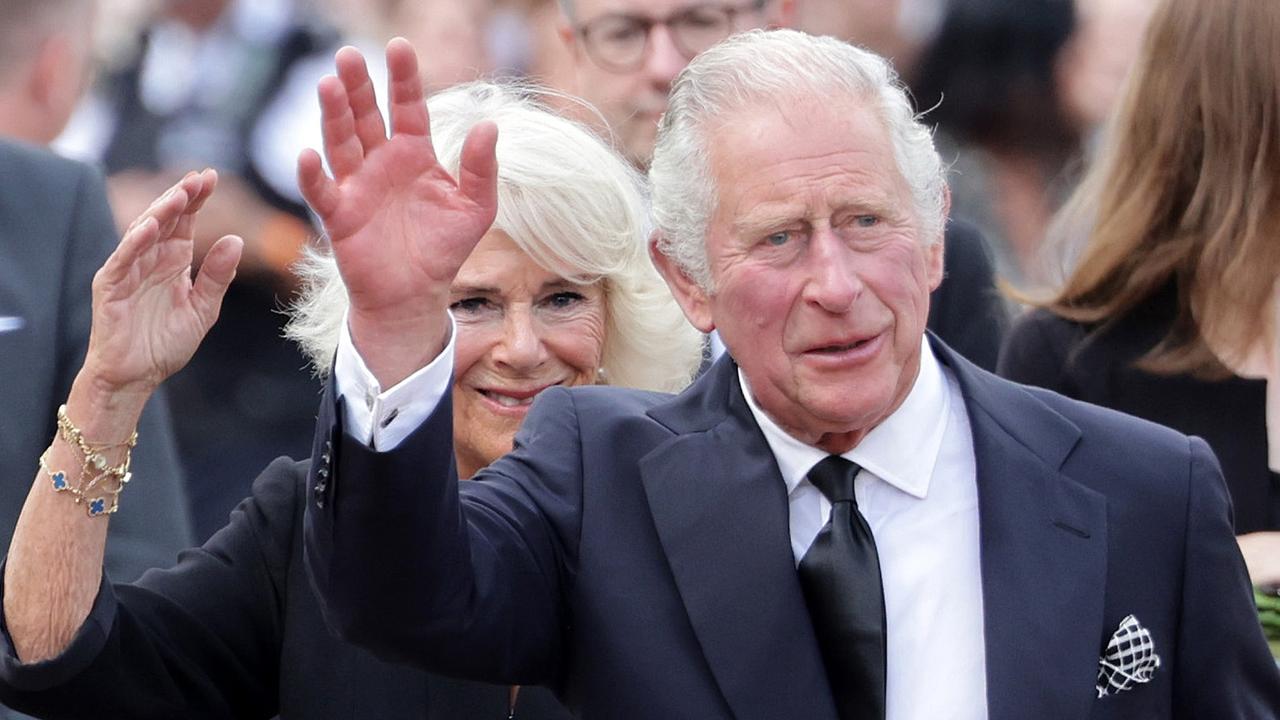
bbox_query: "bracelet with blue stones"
[37,405,137,518]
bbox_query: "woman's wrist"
[64,370,151,445]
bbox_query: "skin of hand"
[1239,532,1280,590]
[108,170,299,284]
[296,38,500,388]
[3,171,242,663]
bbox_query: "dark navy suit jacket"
[305,337,1280,718]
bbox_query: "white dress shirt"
[336,328,989,719]
[740,338,987,719]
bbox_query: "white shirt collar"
[739,336,950,500]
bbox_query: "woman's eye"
[765,231,791,247]
[542,291,585,310]
[450,297,491,315]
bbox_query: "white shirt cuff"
[332,312,456,451]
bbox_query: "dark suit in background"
[927,219,1009,372]
[998,284,1280,535]
[304,338,1280,719]
[0,456,571,719]
[0,139,192,581]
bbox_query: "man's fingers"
[191,235,243,326]
[318,75,363,179]
[297,148,341,220]
[458,121,499,220]
[386,38,430,139]
[336,46,388,154]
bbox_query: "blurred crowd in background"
[0,0,1171,541]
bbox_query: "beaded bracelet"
[40,404,137,517]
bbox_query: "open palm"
[85,170,242,393]
[298,40,498,326]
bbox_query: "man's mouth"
[809,336,877,354]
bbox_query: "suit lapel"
[641,359,837,720]
[938,340,1108,720]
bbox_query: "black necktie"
[798,456,887,720]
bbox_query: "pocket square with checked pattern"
[1096,614,1162,698]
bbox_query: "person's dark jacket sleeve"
[305,380,576,685]
[0,459,301,719]
[1172,438,1280,716]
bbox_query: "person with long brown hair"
[999,0,1280,588]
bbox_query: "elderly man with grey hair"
[299,29,1280,719]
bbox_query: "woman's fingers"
[170,169,219,242]
[297,148,340,220]
[191,234,243,326]
[96,216,160,291]
[386,37,430,139]
[336,46,388,154]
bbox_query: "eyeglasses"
[575,0,769,73]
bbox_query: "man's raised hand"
[297,38,499,386]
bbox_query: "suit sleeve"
[0,459,302,719]
[305,378,578,685]
[1171,437,1280,717]
[58,161,194,582]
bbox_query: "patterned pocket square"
[1096,614,1161,698]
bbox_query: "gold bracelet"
[44,405,138,517]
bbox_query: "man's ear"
[925,186,952,291]
[649,232,715,333]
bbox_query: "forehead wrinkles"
[577,0,697,17]
[724,149,906,231]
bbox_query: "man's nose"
[493,308,548,371]
[803,231,861,313]
[642,24,688,86]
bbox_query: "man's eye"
[450,297,491,314]
[601,20,645,43]
[765,231,791,246]
[855,215,879,228]
[542,291,585,310]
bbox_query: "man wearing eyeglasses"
[556,0,793,168]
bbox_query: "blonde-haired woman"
[998,0,1280,586]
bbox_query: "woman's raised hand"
[297,39,499,386]
[83,170,243,395]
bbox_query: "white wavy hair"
[650,29,948,290]
[287,81,703,393]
